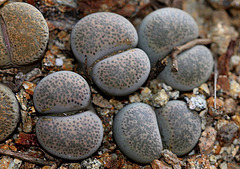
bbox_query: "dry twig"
[0,149,56,167]
[146,38,212,85]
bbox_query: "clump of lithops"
[157,45,214,91]
[138,8,213,91]
[155,100,201,156]
[33,71,103,160]
[0,83,20,142]
[113,100,202,163]
[71,12,150,96]
[0,2,49,69]
[113,103,162,164]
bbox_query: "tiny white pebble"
[55,58,63,66]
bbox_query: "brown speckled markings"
[71,12,138,68]
[113,103,162,164]
[0,83,19,142]
[155,100,201,156]
[138,8,199,66]
[158,45,214,91]
[0,2,49,68]
[91,48,150,96]
[33,71,91,114]
[36,111,103,160]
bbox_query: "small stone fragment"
[161,149,182,169]
[208,22,238,55]
[184,94,207,111]
[198,126,217,155]
[198,83,210,97]
[230,80,240,99]
[92,94,112,109]
[15,132,39,146]
[152,89,169,107]
[113,103,162,164]
[80,158,103,169]
[22,81,36,95]
[156,100,202,156]
[186,154,211,169]
[232,114,240,128]
[21,110,33,133]
[224,98,237,115]
[151,159,172,169]
[16,88,29,111]
[0,156,13,169]
[207,97,224,117]
[7,158,22,169]
[109,99,124,110]
[217,121,239,145]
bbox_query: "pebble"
[21,110,33,133]
[198,126,217,155]
[91,48,150,96]
[229,79,240,99]
[198,83,210,97]
[155,100,202,156]
[152,89,169,107]
[157,45,214,91]
[7,158,22,169]
[151,159,172,169]
[80,158,103,169]
[186,154,211,169]
[0,83,20,142]
[161,149,183,169]
[113,103,162,164]
[184,94,207,111]
[217,121,239,145]
[0,2,49,69]
[36,111,103,160]
[138,7,199,66]
[33,71,91,114]
[208,22,238,55]
[0,156,13,169]
[207,97,224,117]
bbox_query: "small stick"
[27,73,43,82]
[0,148,56,166]
[146,38,212,85]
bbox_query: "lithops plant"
[0,83,19,142]
[155,100,201,156]
[33,71,91,114]
[71,12,138,69]
[138,7,199,66]
[113,103,162,164]
[0,2,49,69]
[91,48,150,96]
[36,110,103,160]
[34,71,104,160]
[71,12,150,96]
[157,45,214,91]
